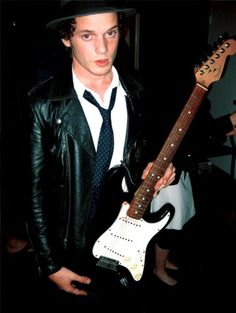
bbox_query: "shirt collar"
[72,66,121,101]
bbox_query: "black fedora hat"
[46,0,136,29]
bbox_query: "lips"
[95,59,109,66]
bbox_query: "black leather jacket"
[28,69,150,277]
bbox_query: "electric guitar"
[93,36,236,283]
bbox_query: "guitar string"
[98,41,236,276]
[104,85,208,275]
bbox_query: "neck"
[73,63,113,101]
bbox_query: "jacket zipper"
[63,133,72,248]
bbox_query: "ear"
[61,38,71,48]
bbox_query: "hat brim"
[46,6,136,30]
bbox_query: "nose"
[95,36,107,54]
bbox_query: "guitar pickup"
[96,256,119,272]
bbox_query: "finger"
[141,162,153,179]
[71,281,90,295]
[71,287,88,296]
[154,172,176,191]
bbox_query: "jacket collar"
[45,69,96,158]
[36,67,143,159]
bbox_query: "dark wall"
[1,0,60,239]
[131,1,211,159]
[136,1,211,116]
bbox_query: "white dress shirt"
[72,66,128,169]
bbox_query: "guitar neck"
[127,83,208,219]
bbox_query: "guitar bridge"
[96,256,119,272]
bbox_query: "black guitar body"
[91,37,236,286]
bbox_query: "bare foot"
[154,268,178,286]
[166,259,179,270]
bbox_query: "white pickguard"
[92,201,171,281]
[93,37,236,282]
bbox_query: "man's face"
[62,12,120,78]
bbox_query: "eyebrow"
[77,25,119,34]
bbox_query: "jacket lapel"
[51,73,96,158]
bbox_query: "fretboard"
[127,83,208,219]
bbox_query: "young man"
[27,1,176,311]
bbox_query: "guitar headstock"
[195,37,236,88]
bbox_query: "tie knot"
[83,87,117,115]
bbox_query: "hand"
[141,162,176,196]
[229,111,236,128]
[48,267,91,296]
[226,128,236,136]
[227,112,236,135]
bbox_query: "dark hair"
[58,18,76,40]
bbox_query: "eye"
[107,30,118,38]
[81,33,92,40]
